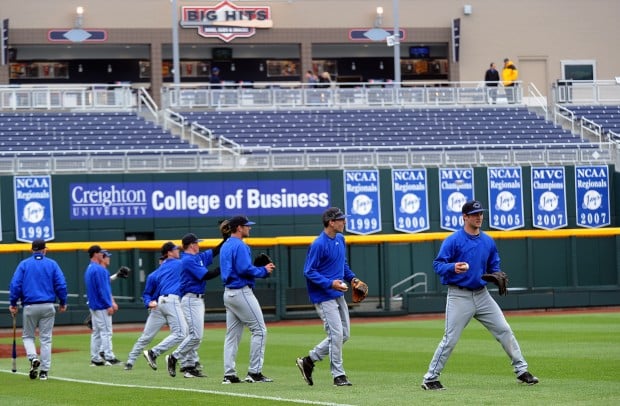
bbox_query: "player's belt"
[184,293,204,298]
[160,294,179,300]
[449,285,485,292]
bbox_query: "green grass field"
[1,311,619,405]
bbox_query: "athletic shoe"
[333,375,352,386]
[166,354,177,377]
[124,363,133,371]
[517,371,539,385]
[244,372,273,383]
[183,368,205,378]
[143,349,158,370]
[421,380,445,390]
[29,358,40,380]
[296,356,314,386]
[39,371,48,381]
[222,375,242,384]
[105,358,122,365]
[194,361,203,371]
[90,360,111,366]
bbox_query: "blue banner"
[14,175,55,242]
[392,169,430,233]
[439,168,474,231]
[69,179,330,219]
[575,165,610,228]
[487,166,524,230]
[531,166,567,230]
[344,170,381,235]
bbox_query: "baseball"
[463,262,469,270]
[340,282,348,289]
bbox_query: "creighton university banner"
[575,165,610,228]
[531,166,567,230]
[14,175,55,242]
[391,169,430,233]
[69,180,330,219]
[487,166,524,231]
[439,168,474,231]
[343,170,381,235]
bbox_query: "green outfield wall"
[1,166,619,326]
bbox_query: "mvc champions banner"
[344,170,381,235]
[531,166,567,230]
[14,175,55,242]
[439,168,474,231]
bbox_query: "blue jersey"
[303,231,356,304]
[142,271,159,307]
[9,253,67,307]
[220,236,270,289]
[155,257,182,296]
[179,250,214,295]
[433,228,501,290]
[85,261,113,310]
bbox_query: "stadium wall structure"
[1,167,619,326]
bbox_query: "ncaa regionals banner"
[487,166,524,230]
[392,169,430,233]
[14,175,55,242]
[439,168,473,231]
[575,165,610,228]
[344,170,381,235]
[531,166,567,230]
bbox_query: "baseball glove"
[481,271,509,296]
[83,313,93,330]
[115,266,131,279]
[253,253,273,267]
[219,219,232,239]
[351,278,369,303]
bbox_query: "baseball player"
[421,200,539,390]
[126,242,188,370]
[85,245,121,366]
[9,239,68,380]
[296,207,359,387]
[220,216,275,384]
[165,233,222,378]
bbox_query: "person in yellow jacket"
[502,58,519,103]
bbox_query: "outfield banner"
[439,168,474,231]
[14,175,55,242]
[575,165,610,228]
[531,166,567,230]
[391,169,430,233]
[69,180,330,219]
[344,170,381,235]
[487,166,525,231]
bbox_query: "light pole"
[171,0,180,85]
[393,0,401,87]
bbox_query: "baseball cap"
[32,239,47,251]
[161,241,179,256]
[322,207,347,223]
[88,245,112,258]
[181,233,203,247]
[228,216,256,230]
[461,200,487,215]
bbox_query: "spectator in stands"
[484,62,500,104]
[502,58,519,103]
[305,70,319,86]
[210,67,223,89]
[318,71,333,104]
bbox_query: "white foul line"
[1,369,356,406]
